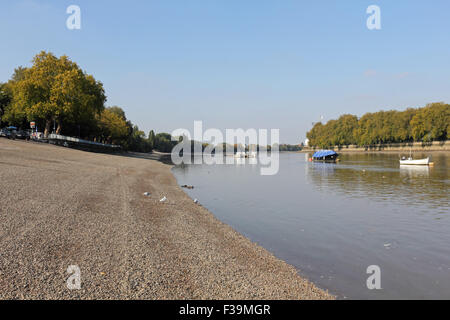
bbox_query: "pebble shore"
[0,139,333,299]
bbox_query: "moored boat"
[310,150,339,162]
[399,157,430,165]
[399,148,430,165]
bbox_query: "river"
[172,152,450,299]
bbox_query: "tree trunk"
[56,119,62,135]
[44,119,51,138]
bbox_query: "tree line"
[306,103,450,148]
[0,51,176,153]
[174,140,302,153]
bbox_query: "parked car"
[15,129,31,140]
[5,126,17,139]
[0,128,12,139]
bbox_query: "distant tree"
[411,103,449,142]
[307,122,327,148]
[148,130,156,149]
[96,108,129,144]
[335,114,358,145]
[154,132,177,153]
[127,125,148,152]
[278,144,302,151]
[306,103,449,148]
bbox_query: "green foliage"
[154,132,177,153]
[96,107,129,144]
[410,103,449,142]
[11,67,27,82]
[108,106,127,120]
[127,125,150,152]
[0,83,12,125]
[278,144,302,151]
[307,103,449,148]
[1,52,160,153]
[148,130,156,149]
[5,51,106,136]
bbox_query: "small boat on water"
[234,151,257,158]
[247,151,257,158]
[399,149,430,166]
[399,156,430,165]
[310,150,339,162]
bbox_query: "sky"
[1,0,450,143]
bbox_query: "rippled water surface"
[172,152,450,299]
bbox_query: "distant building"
[304,138,310,147]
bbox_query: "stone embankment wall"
[303,140,450,152]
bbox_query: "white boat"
[234,151,257,158]
[399,156,430,165]
[247,151,257,158]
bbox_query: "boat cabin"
[312,150,339,161]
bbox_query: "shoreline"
[0,139,333,299]
[301,140,450,153]
[300,149,450,154]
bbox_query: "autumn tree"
[410,102,449,142]
[6,51,106,137]
[306,103,449,148]
[335,114,358,145]
[97,108,129,144]
[108,106,127,120]
[0,83,12,126]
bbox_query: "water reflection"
[306,153,449,214]
[399,165,430,178]
[172,152,450,299]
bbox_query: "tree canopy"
[0,51,179,153]
[0,83,12,126]
[307,103,450,148]
[5,51,106,136]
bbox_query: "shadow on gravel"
[115,151,174,165]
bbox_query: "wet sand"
[0,139,333,299]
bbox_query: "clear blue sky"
[1,0,450,143]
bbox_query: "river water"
[172,152,450,299]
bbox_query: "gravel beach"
[0,139,333,299]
